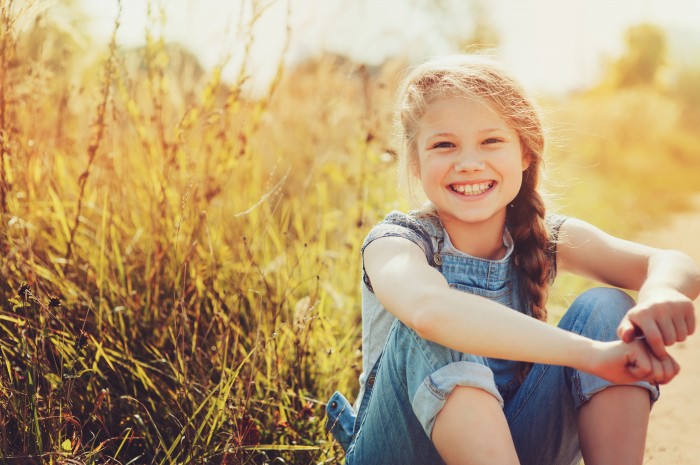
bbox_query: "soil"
[637,196,700,464]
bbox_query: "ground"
[639,196,700,464]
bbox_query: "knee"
[388,320,457,368]
[382,320,459,396]
[574,287,635,315]
[559,288,635,341]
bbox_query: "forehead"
[418,96,511,134]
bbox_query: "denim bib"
[327,211,566,450]
[437,228,527,402]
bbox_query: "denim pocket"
[449,282,513,306]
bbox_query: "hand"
[617,287,696,360]
[589,339,680,385]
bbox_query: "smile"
[450,181,494,196]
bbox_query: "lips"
[450,181,494,196]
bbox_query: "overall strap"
[399,210,444,269]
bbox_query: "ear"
[521,154,531,172]
[521,146,531,172]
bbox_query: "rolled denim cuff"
[325,391,356,452]
[412,361,503,438]
[573,371,660,409]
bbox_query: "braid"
[510,169,550,322]
[509,168,550,382]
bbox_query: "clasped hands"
[614,287,695,385]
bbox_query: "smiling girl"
[326,54,700,465]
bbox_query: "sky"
[69,0,700,95]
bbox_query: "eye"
[482,137,503,145]
[431,141,455,149]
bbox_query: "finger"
[671,354,681,376]
[636,320,668,360]
[687,310,696,336]
[617,316,636,343]
[673,318,689,343]
[626,343,652,379]
[667,354,681,381]
[647,355,664,384]
[656,353,680,385]
[657,317,679,346]
[657,358,673,385]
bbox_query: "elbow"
[411,309,435,340]
[409,290,445,341]
[690,260,700,300]
[658,249,700,299]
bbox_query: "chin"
[442,211,496,225]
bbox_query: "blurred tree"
[19,12,88,73]
[413,0,500,50]
[120,42,207,105]
[459,0,500,50]
[612,23,666,88]
[670,64,700,129]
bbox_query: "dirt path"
[637,196,700,464]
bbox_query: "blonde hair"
[396,54,551,324]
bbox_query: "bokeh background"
[1,0,699,463]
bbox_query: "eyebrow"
[425,132,455,139]
[479,128,508,134]
[425,128,507,138]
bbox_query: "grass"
[1,3,700,464]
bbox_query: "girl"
[326,55,700,465]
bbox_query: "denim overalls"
[326,211,658,465]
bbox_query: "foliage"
[612,23,667,88]
[0,2,398,463]
[1,4,700,464]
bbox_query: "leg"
[578,385,650,465]
[506,288,658,465]
[564,288,656,465]
[348,320,504,465]
[347,322,443,465]
[433,386,520,465]
[506,363,582,465]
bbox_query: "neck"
[440,214,507,260]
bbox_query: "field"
[1,4,700,464]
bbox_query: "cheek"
[418,158,446,183]
[515,176,524,192]
[503,160,525,191]
[512,170,526,195]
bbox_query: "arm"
[364,236,677,384]
[556,217,700,359]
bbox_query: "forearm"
[412,288,596,371]
[365,237,670,384]
[639,250,700,300]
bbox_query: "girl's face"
[414,96,529,232]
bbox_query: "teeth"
[451,181,493,196]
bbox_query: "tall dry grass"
[0,2,405,463]
[1,2,700,464]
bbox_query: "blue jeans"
[343,288,659,465]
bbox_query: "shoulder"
[362,209,438,259]
[542,213,570,283]
[545,214,569,240]
[361,210,440,292]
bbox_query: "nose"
[454,149,485,172]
